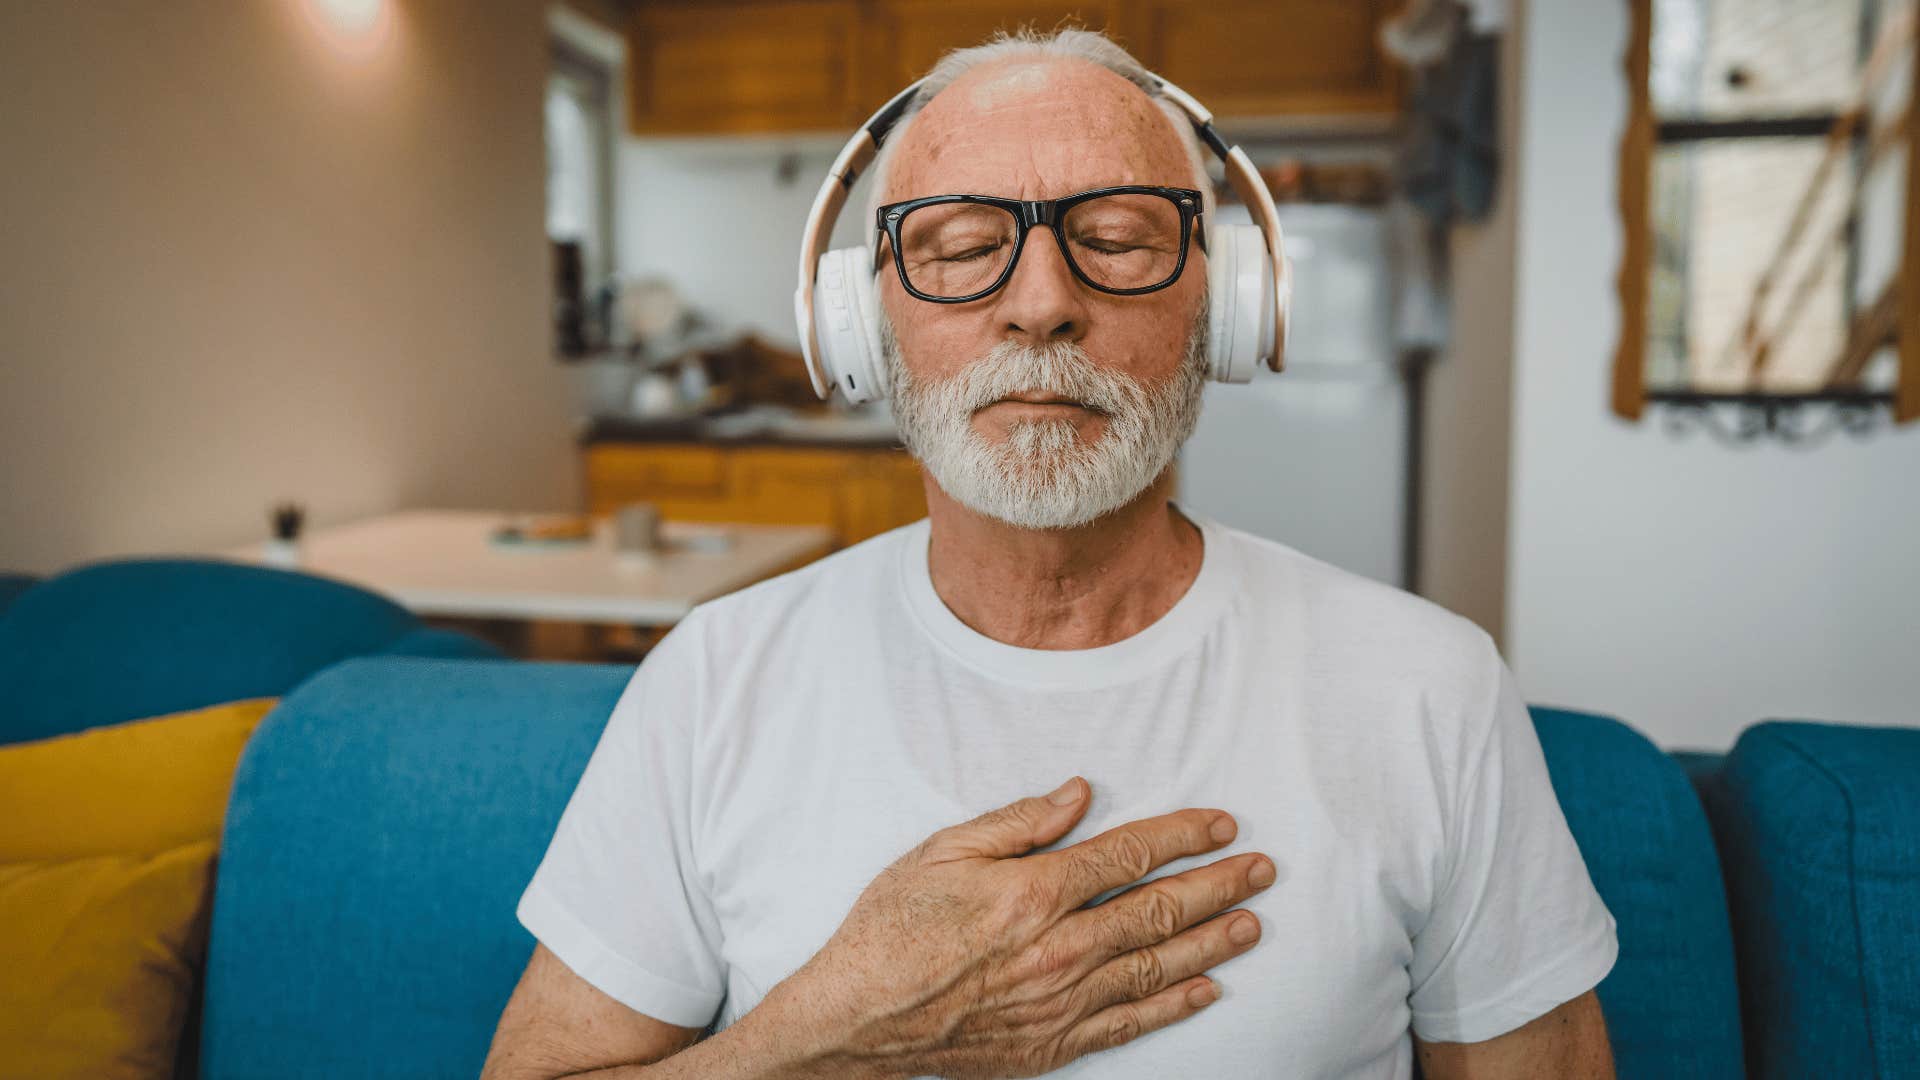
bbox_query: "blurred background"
[1,0,1916,749]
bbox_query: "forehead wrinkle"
[886,58,1192,204]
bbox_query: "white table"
[216,509,834,627]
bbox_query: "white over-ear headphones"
[793,74,1294,406]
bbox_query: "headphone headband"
[794,69,1292,398]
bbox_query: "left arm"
[1414,990,1614,1080]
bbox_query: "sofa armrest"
[201,656,631,1077]
[1530,707,1744,1078]
[1704,721,1920,1079]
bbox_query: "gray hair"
[861,27,1216,249]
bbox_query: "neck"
[922,469,1205,650]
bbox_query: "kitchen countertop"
[213,509,835,626]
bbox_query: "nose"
[994,227,1090,346]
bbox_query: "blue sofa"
[1691,722,1920,1077]
[0,558,507,1077]
[15,559,1907,1075]
[0,558,503,746]
[186,654,1919,1079]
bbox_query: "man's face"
[875,58,1211,531]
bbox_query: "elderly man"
[485,28,1616,1080]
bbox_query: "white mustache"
[946,339,1147,420]
[878,303,1210,530]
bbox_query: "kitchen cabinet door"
[627,0,868,134]
[627,0,1399,134]
[1121,0,1401,119]
[863,1,1122,108]
[583,443,926,548]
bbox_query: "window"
[547,38,615,357]
[1615,0,1919,429]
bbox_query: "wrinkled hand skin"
[795,848,1065,1078]
[763,781,1266,1080]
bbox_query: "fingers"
[1061,850,1275,969]
[1027,807,1238,913]
[921,776,1091,862]
[1069,904,1262,1019]
[1052,972,1221,1065]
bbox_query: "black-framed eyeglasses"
[874,185,1205,304]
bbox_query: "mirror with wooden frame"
[1615,0,1919,428]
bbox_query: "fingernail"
[1187,978,1218,1007]
[1248,858,1276,888]
[1047,777,1082,806]
[1229,914,1259,944]
[1209,814,1236,843]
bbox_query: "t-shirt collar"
[897,501,1233,691]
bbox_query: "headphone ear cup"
[1205,223,1275,384]
[812,247,886,404]
[847,256,887,403]
[1204,223,1236,382]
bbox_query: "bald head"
[861,28,1214,241]
[880,56,1202,212]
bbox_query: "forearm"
[563,984,898,1080]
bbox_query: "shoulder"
[1212,520,1504,724]
[1218,522,1497,667]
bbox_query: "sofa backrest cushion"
[199,656,627,1079]
[0,559,412,742]
[0,572,38,618]
[1701,721,1920,1079]
[1530,706,1744,1079]
[0,558,498,745]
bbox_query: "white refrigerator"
[1177,202,1409,587]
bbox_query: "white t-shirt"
[517,507,1617,1078]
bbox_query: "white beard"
[879,303,1210,531]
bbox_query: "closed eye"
[939,243,1006,263]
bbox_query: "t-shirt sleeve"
[516,613,727,1029]
[1406,641,1619,1044]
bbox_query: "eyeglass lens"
[896,193,1186,299]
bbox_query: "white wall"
[615,135,870,351]
[1505,0,1920,749]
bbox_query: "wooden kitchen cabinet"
[1122,0,1402,119]
[861,1,1120,95]
[584,442,928,549]
[624,0,1400,136]
[626,0,869,134]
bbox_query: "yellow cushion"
[0,698,277,862]
[0,840,218,1078]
